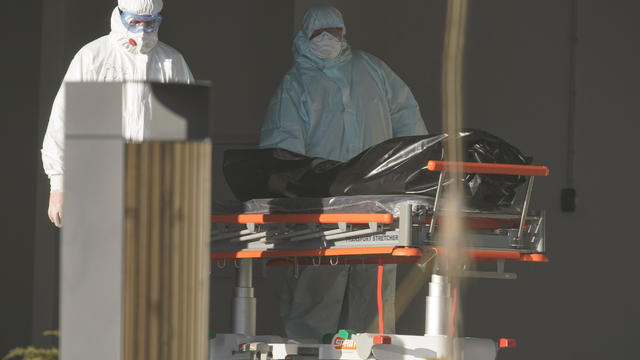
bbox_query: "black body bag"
[223,129,530,209]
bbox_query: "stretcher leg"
[425,274,451,336]
[232,259,256,336]
[377,258,384,334]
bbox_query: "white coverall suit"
[42,3,194,226]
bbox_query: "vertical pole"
[425,274,452,337]
[233,259,256,336]
[377,258,385,334]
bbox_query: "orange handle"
[211,213,394,225]
[427,161,549,177]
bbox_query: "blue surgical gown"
[259,5,427,161]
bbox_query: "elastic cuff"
[50,174,64,192]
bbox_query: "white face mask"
[127,31,158,54]
[309,32,342,59]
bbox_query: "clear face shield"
[120,10,163,34]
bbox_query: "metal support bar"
[322,223,382,241]
[460,249,517,279]
[230,232,269,243]
[274,223,318,241]
[211,228,255,242]
[290,227,348,242]
[460,270,517,280]
[399,202,412,246]
[533,211,546,253]
[289,222,383,242]
[517,176,536,242]
[212,222,262,242]
[429,172,445,235]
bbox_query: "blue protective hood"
[293,5,352,68]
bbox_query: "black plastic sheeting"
[223,129,531,209]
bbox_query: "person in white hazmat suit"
[260,5,428,340]
[42,0,194,227]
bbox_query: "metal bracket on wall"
[460,259,518,280]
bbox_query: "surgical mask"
[309,32,342,59]
[127,31,158,54]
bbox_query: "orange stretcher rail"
[423,248,547,263]
[212,213,531,229]
[210,246,548,263]
[431,248,548,262]
[210,246,417,261]
[211,213,394,225]
[463,249,548,263]
[265,255,423,267]
[427,161,549,177]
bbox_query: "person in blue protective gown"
[259,5,428,341]
[260,5,427,162]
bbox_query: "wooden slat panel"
[160,143,173,360]
[123,143,138,360]
[198,144,212,360]
[190,144,200,359]
[186,143,196,360]
[148,142,161,360]
[124,141,211,360]
[136,142,150,360]
[179,143,190,360]
[170,142,183,360]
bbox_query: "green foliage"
[2,331,58,360]
[1,347,58,360]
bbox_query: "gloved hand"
[48,191,63,228]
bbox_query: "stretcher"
[209,160,549,360]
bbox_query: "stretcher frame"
[209,161,550,346]
[210,161,549,265]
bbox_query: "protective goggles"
[120,10,162,34]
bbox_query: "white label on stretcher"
[343,234,399,243]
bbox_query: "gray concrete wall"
[461,1,574,359]
[0,0,42,355]
[30,0,65,349]
[462,1,640,359]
